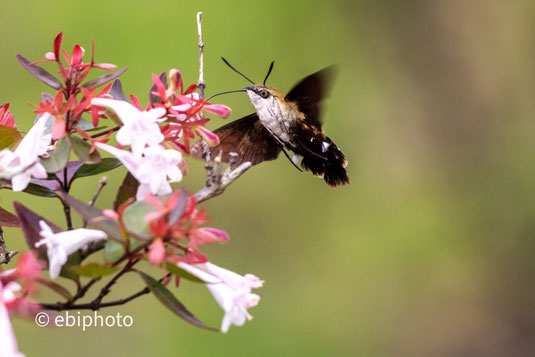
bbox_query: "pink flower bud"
[203,104,232,118]
[93,63,118,70]
[168,69,182,93]
[194,126,219,147]
[148,239,166,265]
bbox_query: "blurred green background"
[1,0,535,356]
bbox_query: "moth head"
[244,84,285,112]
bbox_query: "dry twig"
[194,150,252,203]
[0,226,18,265]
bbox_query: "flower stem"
[61,166,73,230]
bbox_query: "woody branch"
[193,12,252,203]
[0,226,19,265]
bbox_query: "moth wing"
[284,66,336,130]
[191,113,282,166]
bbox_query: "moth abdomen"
[296,131,349,187]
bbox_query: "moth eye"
[259,90,270,99]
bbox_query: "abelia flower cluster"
[152,69,231,152]
[0,31,263,347]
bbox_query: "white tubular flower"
[136,145,183,195]
[91,98,166,156]
[178,262,263,333]
[0,282,25,357]
[96,142,183,201]
[35,221,107,279]
[0,113,52,192]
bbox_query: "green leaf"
[69,263,118,277]
[59,251,82,280]
[0,182,57,198]
[113,172,139,211]
[56,191,124,242]
[0,126,22,150]
[75,118,95,131]
[71,158,121,183]
[0,181,58,198]
[122,200,157,236]
[24,183,57,197]
[103,238,145,263]
[75,118,107,132]
[40,136,71,173]
[68,134,101,164]
[166,263,204,283]
[104,240,125,263]
[137,271,217,331]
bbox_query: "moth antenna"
[221,57,255,84]
[206,89,246,101]
[263,61,275,86]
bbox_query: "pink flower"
[0,282,25,357]
[2,252,43,293]
[189,227,229,248]
[148,239,165,264]
[143,190,182,222]
[194,126,219,146]
[203,104,231,118]
[177,262,263,333]
[170,93,231,119]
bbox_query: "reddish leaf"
[35,277,73,301]
[40,92,55,104]
[56,191,123,242]
[113,172,139,211]
[0,206,20,227]
[16,54,62,89]
[110,79,128,102]
[168,188,188,225]
[61,161,84,184]
[13,201,63,260]
[81,67,128,89]
[26,178,61,192]
[31,161,83,191]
